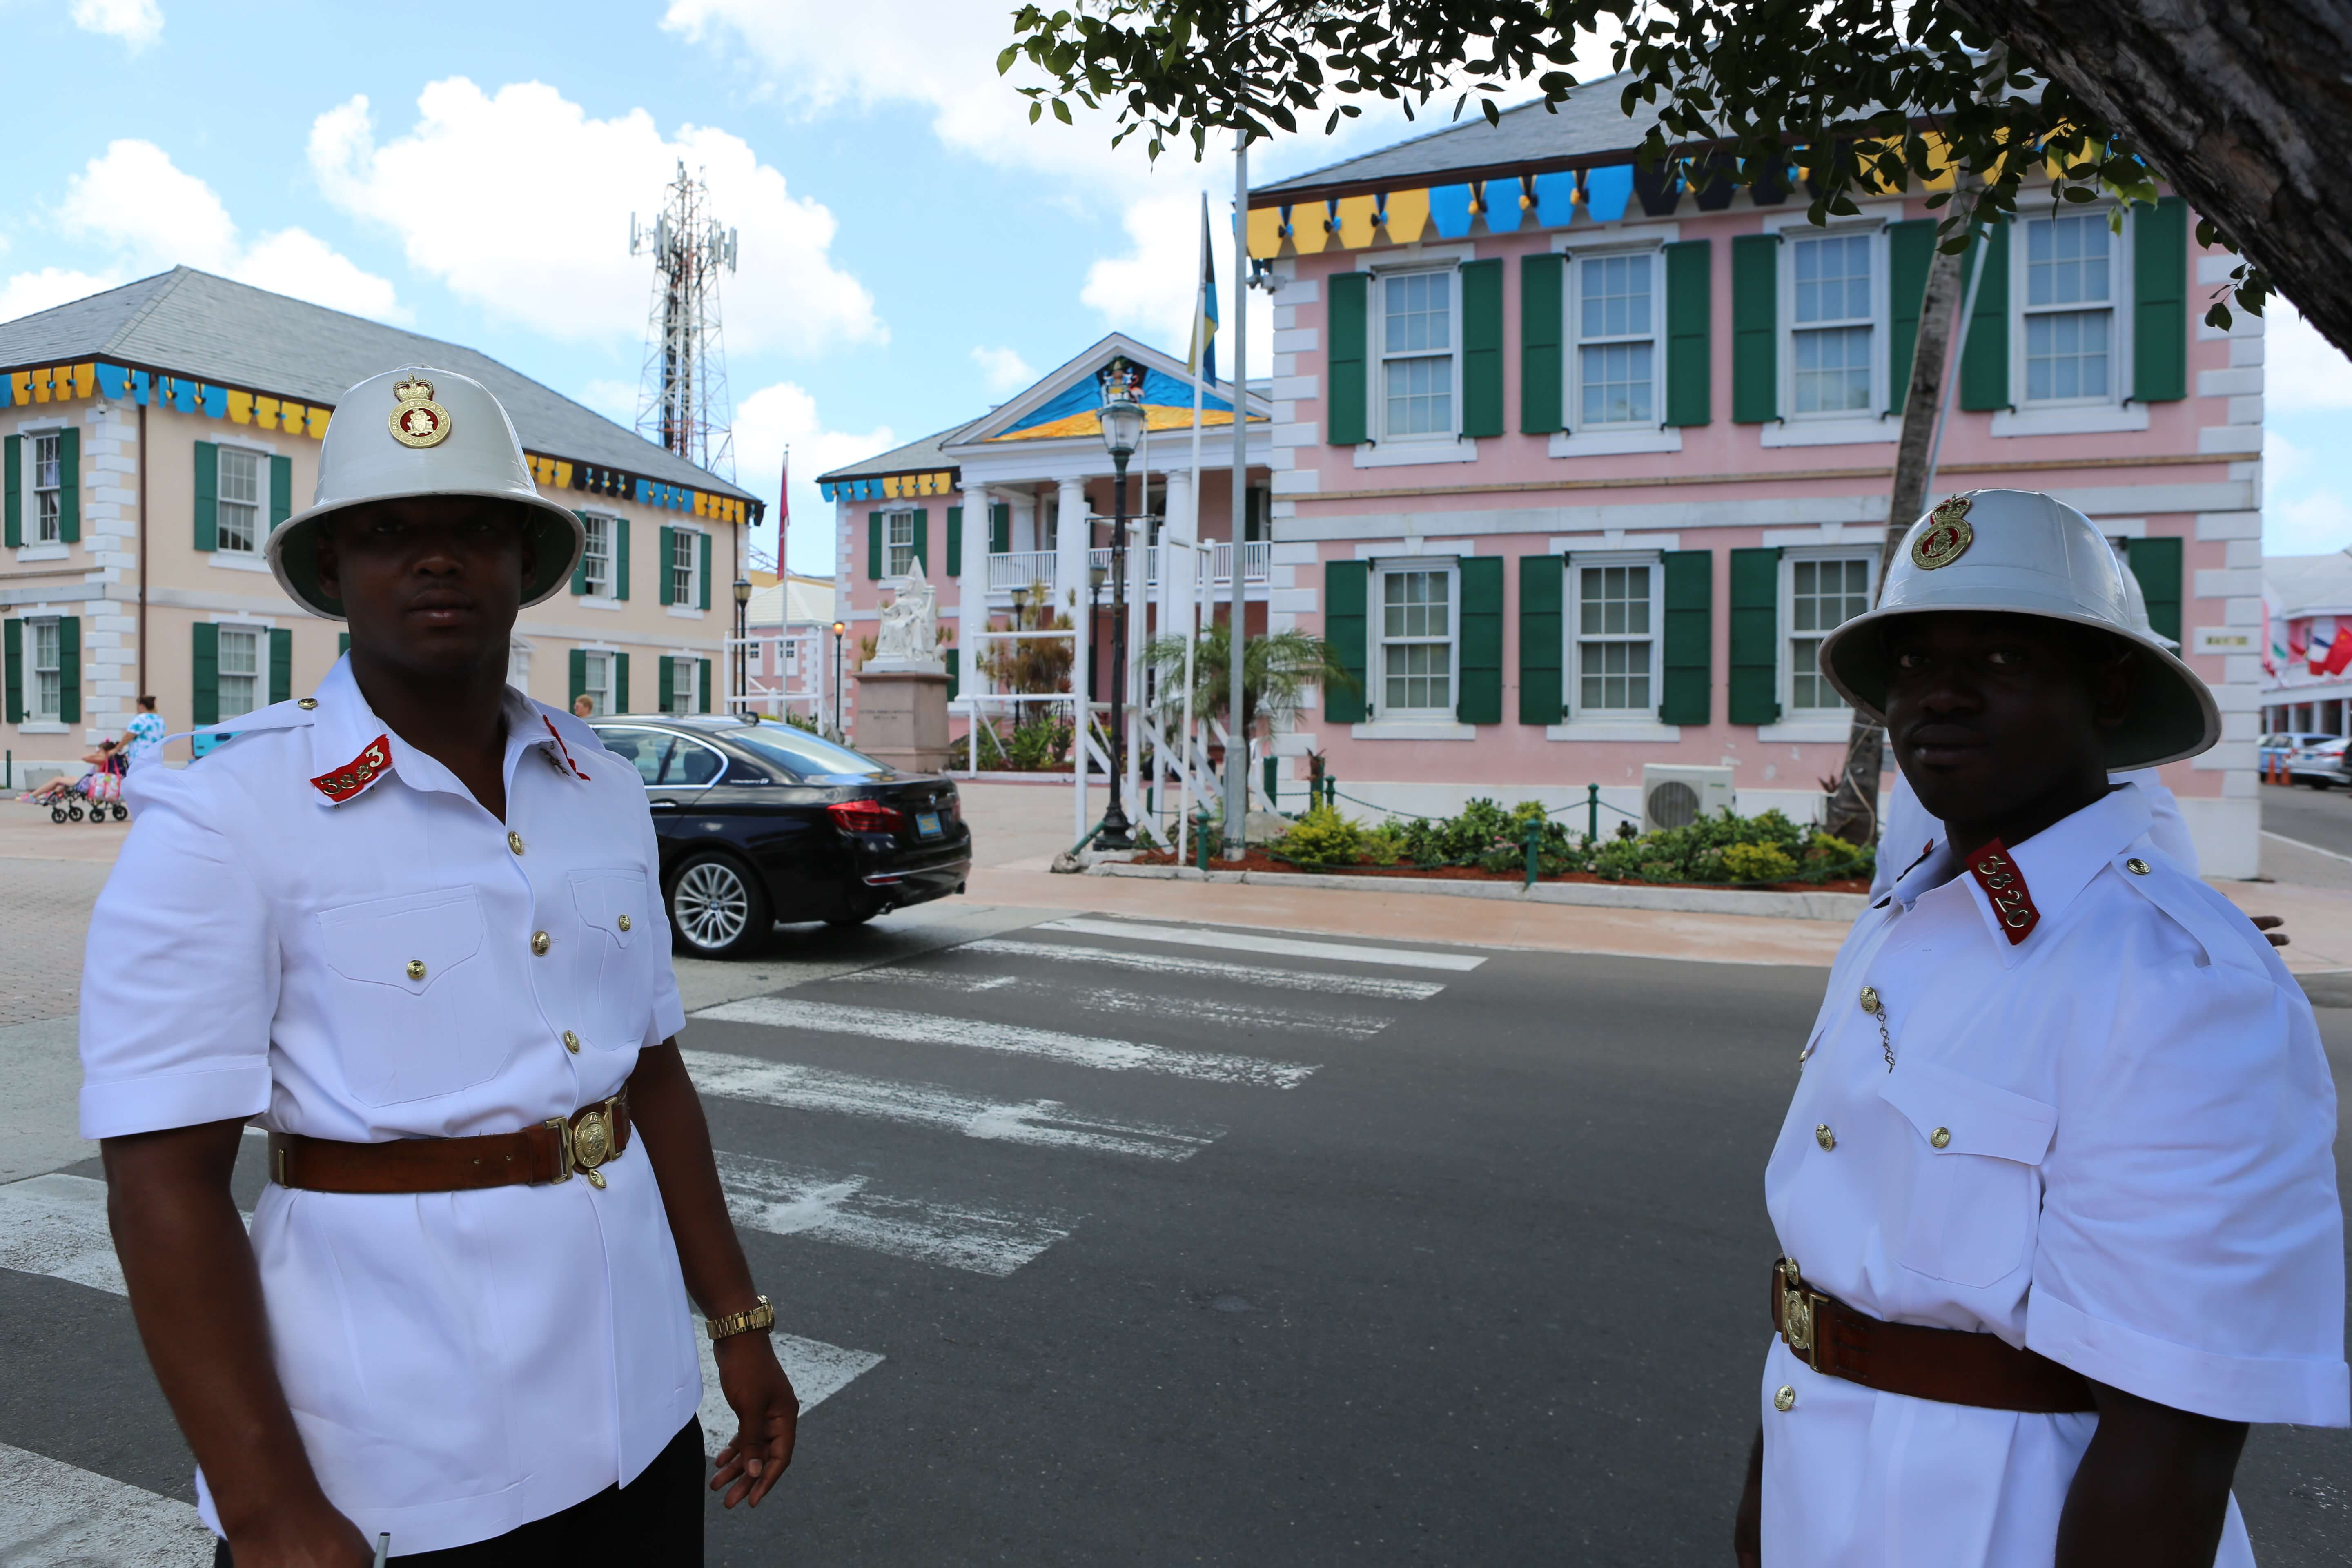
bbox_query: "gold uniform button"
[297,697,318,710]
[508,831,526,856]
[563,1031,581,1054]
[531,931,551,956]
[1930,1127,1952,1149]
[2125,858,2152,876]
[1773,1385,1797,1412]
[1814,1123,1836,1151]
[1858,984,1880,1013]
[617,914,632,932]
[405,958,426,981]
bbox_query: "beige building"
[1,267,757,780]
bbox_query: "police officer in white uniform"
[1733,490,2347,1566]
[81,368,797,1564]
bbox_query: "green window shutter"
[338,632,350,657]
[56,617,78,724]
[269,627,292,705]
[267,452,291,535]
[568,648,586,707]
[1885,219,1936,416]
[1460,260,1504,439]
[945,506,963,577]
[698,531,712,610]
[1728,547,1782,725]
[615,517,630,601]
[1958,223,2011,411]
[572,512,591,594]
[193,441,218,551]
[1457,556,1503,724]
[56,428,80,543]
[657,525,676,606]
[1519,253,1564,435]
[1731,234,1779,423]
[988,502,1010,554]
[1323,560,1368,722]
[2133,197,2189,403]
[867,513,883,579]
[945,648,960,703]
[2125,536,2185,645]
[1326,272,1369,446]
[3,437,19,548]
[191,622,220,726]
[658,655,675,714]
[1517,553,1564,723]
[1660,549,1713,726]
[2,619,19,724]
[1664,240,1713,427]
[910,508,929,574]
[614,651,631,713]
[699,658,713,714]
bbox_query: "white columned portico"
[1053,477,1090,635]
[958,484,989,735]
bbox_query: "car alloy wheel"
[668,852,771,958]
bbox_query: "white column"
[1056,476,1092,841]
[958,486,989,752]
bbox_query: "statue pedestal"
[854,667,952,774]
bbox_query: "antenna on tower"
[630,160,740,481]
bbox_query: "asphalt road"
[2265,781,2352,864]
[3,915,2347,1565]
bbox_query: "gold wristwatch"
[707,1295,776,1341]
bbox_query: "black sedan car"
[588,716,972,958]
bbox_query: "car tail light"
[826,799,908,835]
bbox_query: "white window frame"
[1372,558,1460,720]
[30,432,63,545]
[507,637,532,692]
[1565,551,1664,723]
[581,650,615,716]
[664,654,699,715]
[882,510,917,579]
[28,615,61,721]
[1778,221,1889,423]
[214,444,265,555]
[1777,548,1878,717]
[1374,263,1461,445]
[1566,243,1666,432]
[2010,202,2134,411]
[579,512,614,597]
[215,624,263,721]
[670,527,701,604]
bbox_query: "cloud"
[1080,192,1275,366]
[2266,305,2352,415]
[971,345,1035,398]
[70,0,160,47]
[2262,428,2352,555]
[25,139,407,322]
[730,380,893,573]
[309,81,879,357]
[578,379,640,423]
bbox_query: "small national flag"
[1187,194,1220,388]
[778,446,790,523]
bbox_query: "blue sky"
[6,0,2347,572]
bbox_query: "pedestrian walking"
[574,692,596,719]
[120,694,165,772]
[1735,490,2347,1567]
[79,366,795,1566]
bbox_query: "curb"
[1086,862,1870,921]
[2295,969,2352,1009]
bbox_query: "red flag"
[778,447,790,523]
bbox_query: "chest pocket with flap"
[315,886,499,1104]
[1878,1061,2057,1289]
[568,868,653,1051]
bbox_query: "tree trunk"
[1948,0,2352,354]
[1821,226,1973,844]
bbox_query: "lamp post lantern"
[830,618,846,740]
[1094,386,1147,850]
[732,576,751,715]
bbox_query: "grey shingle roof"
[815,420,980,484]
[0,267,755,501]
[1256,79,1667,201]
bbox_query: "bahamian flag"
[1187,193,1219,387]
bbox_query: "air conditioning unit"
[1642,764,1734,834]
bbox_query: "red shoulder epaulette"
[311,735,392,804]
[1966,839,2040,944]
[542,716,590,781]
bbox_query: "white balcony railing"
[984,549,1057,591]
[991,540,1268,593]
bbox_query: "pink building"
[825,95,2264,873]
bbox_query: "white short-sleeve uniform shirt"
[78,657,698,1555]
[1870,767,2197,900]
[1765,784,2348,1567]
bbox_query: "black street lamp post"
[732,576,751,715]
[830,618,846,739]
[1094,390,1147,850]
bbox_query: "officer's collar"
[304,656,590,806]
[1927,784,2156,967]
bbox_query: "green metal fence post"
[1195,808,1213,873]
[1586,783,1600,844]
[1524,819,1542,887]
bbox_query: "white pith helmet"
[1816,488,2220,769]
[267,365,585,621]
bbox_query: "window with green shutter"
[1732,234,1779,423]
[54,617,79,724]
[698,657,712,713]
[3,437,19,548]
[1664,241,1712,427]
[1460,259,1504,439]
[988,502,1010,555]
[55,428,80,544]
[698,530,712,610]
[572,512,593,595]
[945,648,960,703]
[1958,223,2011,412]
[1517,553,1564,723]
[1520,254,1564,435]
[1457,557,1503,723]
[614,651,631,713]
[1885,219,1936,415]
[192,622,220,726]
[2132,197,2189,403]
[2,619,19,723]
[658,525,677,605]
[1323,560,1368,722]
[1728,547,1782,724]
[945,506,963,577]
[867,512,884,580]
[2125,536,2184,644]
[568,648,587,708]
[193,442,219,551]
[269,628,291,706]
[268,453,292,536]
[615,517,631,601]
[1326,272,1369,446]
[910,509,929,576]
[1660,550,1713,725]
[658,655,675,714]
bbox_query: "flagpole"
[1180,196,1210,869]
[1224,3,1250,858]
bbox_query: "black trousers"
[215,1417,703,1565]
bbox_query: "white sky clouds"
[69,0,160,47]
[733,379,893,551]
[971,346,1035,399]
[307,80,880,357]
[2265,306,2352,414]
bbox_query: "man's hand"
[709,1332,797,1509]
[2250,913,2288,948]
[1734,1426,1762,1567]
[222,1500,377,1567]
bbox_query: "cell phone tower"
[630,161,739,480]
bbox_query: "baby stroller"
[70,766,127,825]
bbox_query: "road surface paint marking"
[697,1331,884,1458]
[1036,918,1487,972]
[695,997,1315,1089]
[842,965,1392,1040]
[0,1441,214,1566]
[964,938,1447,1001]
[0,1174,127,1296]
[681,1049,1221,1161]
[716,1149,1073,1277]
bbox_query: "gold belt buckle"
[545,1096,617,1189]
[1779,1258,1822,1373]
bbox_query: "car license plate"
[916,810,943,838]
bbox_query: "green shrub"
[1274,803,1368,868]
[1002,715,1072,771]
[1722,841,1800,884]
[1361,821,1410,866]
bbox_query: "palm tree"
[1145,624,1356,742]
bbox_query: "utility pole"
[1223,0,1251,859]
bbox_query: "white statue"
[870,558,942,670]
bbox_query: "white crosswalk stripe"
[683,1049,1222,1161]
[695,996,1316,1088]
[0,1441,213,1566]
[716,1149,1073,1277]
[840,966,1395,1040]
[965,938,1447,1001]
[0,1174,130,1296]
[695,1332,886,1460]
[1037,918,1486,971]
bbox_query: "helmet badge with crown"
[387,375,453,449]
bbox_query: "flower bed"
[1127,843,1870,896]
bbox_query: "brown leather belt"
[1773,1258,2097,1414]
[267,1092,632,1194]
